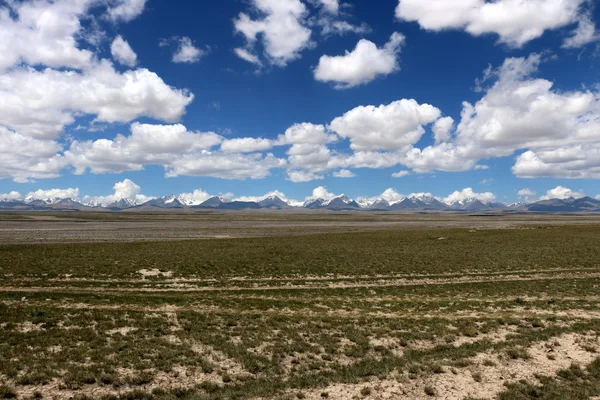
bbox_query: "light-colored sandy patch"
[12,365,226,400]
[370,337,405,357]
[15,321,44,333]
[137,268,173,278]
[288,333,600,400]
[452,326,519,347]
[190,341,249,376]
[106,327,138,336]
[163,334,182,345]
[47,345,62,354]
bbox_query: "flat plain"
[1,212,600,400]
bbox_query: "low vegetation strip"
[0,224,599,399]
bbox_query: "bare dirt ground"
[0,211,599,244]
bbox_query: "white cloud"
[563,15,599,48]
[395,0,587,47]
[432,116,454,143]
[111,35,137,67]
[0,0,94,71]
[329,99,441,151]
[279,123,337,145]
[177,189,213,205]
[0,61,194,139]
[443,188,496,204]
[234,0,312,66]
[235,190,296,203]
[306,186,336,201]
[319,20,371,36]
[314,32,405,89]
[540,186,585,200]
[379,188,405,204]
[0,191,22,200]
[166,153,286,180]
[518,188,537,197]
[170,37,206,64]
[596,195,600,200]
[106,0,147,23]
[234,48,262,66]
[220,138,274,153]
[27,187,80,200]
[332,169,356,178]
[392,170,410,178]
[66,123,224,174]
[83,179,153,205]
[314,0,340,14]
[287,170,324,182]
[403,54,600,177]
[0,127,65,182]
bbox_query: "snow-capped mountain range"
[1,193,599,212]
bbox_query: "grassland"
[1,214,600,399]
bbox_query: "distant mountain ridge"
[1,194,599,212]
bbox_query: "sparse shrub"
[431,364,444,374]
[472,372,483,382]
[0,385,17,399]
[360,387,372,396]
[424,386,436,396]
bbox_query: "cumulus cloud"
[234,47,262,66]
[0,61,194,140]
[329,99,441,151]
[0,0,94,71]
[518,188,537,202]
[27,187,80,200]
[562,15,599,48]
[306,186,336,201]
[358,188,406,205]
[167,37,207,64]
[540,186,585,200]
[287,170,324,182]
[220,138,274,153]
[313,0,340,14]
[314,32,405,89]
[166,153,286,180]
[234,190,298,204]
[0,127,65,182]
[111,35,137,67]
[443,188,496,204]
[392,170,410,178]
[0,191,22,200]
[332,169,356,178]
[176,189,214,205]
[234,0,312,66]
[403,54,600,177]
[432,116,454,143]
[83,179,153,205]
[279,123,337,145]
[106,0,147,22]
[65,123,224,174]
[518,188,537,197]
[395,0,588,47]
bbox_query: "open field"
[1,211,600,244]
[1,213,600,399]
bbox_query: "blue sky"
[1,0,600,204]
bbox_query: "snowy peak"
[258,196,289,209]
[106,198,139,209]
